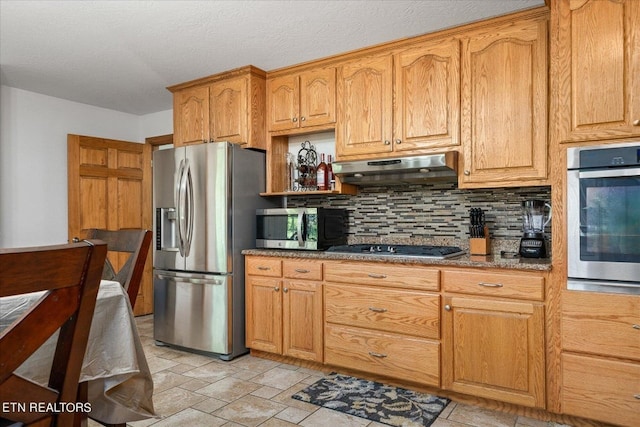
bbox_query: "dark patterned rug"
[292,373,450,427]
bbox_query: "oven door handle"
[579,167,640,179]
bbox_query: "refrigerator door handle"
[184,163,194,257]
[176,159,190,257]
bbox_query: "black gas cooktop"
[326,244,465,259]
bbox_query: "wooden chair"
[85,229,152,309]
[0,240,107,426]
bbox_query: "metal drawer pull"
[368,351,387,358]
[634,394,640,400]
[478,282,503,288]
[633,324,640,330]
[295,268,310,273]
[368,273,387,279]
[257,266,271,271]
[368,307,388,313]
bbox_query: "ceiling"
[0,0,544,116]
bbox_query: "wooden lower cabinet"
[560,291,640,427]
[562,353,640,427]
[245,257,323,362]
[323,260,441,387]
[441,269,546,408]
[325,324,440,386]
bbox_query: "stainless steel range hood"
[332,152,458,185]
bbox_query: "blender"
[519,200,551,258]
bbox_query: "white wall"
[0,85,172,248]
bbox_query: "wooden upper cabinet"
[267,67,336,133]
[553,0,640,143]
[169,66,267,149]
[173,85,211,147]
[336,53,394,158]
[336,38,461,160]
[210,75,248,144]
[394,38,460,153]
[460,16,548,188]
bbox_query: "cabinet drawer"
[283,260,322,280]
[325,324,440,387]
[562,353,640,427]
[325,284,439,339]
[246,257,282,277]
[324,261,440,291]
[562,291,640,361]
[442,269,544,301]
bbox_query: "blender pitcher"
[522,200,552,238]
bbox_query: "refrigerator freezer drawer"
[154,271,231,356]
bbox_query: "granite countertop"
[241,248,552,272]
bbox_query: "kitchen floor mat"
[292,372,450,427]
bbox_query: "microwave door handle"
[297,210,304,247]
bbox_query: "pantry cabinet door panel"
[555,0,640,142]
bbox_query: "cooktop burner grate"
[326,244,465,259]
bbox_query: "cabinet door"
[173,85,210,147]
[210,76,248,144]
[337,53,393,158]
[442,295,545,408]
[555,0,640,142]
[267,74,299,132]
[460,17,548,187]
[562,353,640,427]
[282,280,323,361]
[245,276,282,354]
[394,38,460,152]
[299,67,336,128]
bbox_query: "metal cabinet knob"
[300,117,306,122]
[384,140,391,145]
[633,119,640,126]
[395,139,402,144]
[283,287,289,293]
[464,170,470,176]
[274,286,280,292]
[444,305,452,311]
[633,324,640,330]
[292,117,298,123]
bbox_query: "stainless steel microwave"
[256,208,348,250]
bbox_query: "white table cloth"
[0,280,156,424]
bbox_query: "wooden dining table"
[0,280,156,424]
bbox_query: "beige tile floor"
[96,315,572,427]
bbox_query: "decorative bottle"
[327,154,335,190]
[316,153,328,191]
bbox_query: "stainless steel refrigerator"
[153,142,275,360]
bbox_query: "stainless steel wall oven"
[567,142,640,294]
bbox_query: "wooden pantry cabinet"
[244,256,323,362]
[336,37,460,159]
[560,291,640,427]
[323,261,441,386]
[552,0,640,143]
[459,15,548,188]
[169,66,267,149]
[267,67,336,133]
[442,269,546,408]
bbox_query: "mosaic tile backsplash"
[285,183,552,253]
